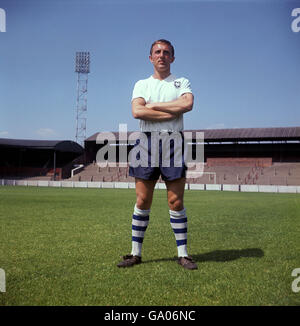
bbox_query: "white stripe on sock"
[169,208,188,258]
[131,205,150,257]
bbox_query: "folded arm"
[146,93,194,115]
[132,97,178,121]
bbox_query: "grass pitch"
[0,185,299,306]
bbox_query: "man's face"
[149,42,175,73]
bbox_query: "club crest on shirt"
[174,80,181,89]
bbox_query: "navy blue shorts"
[129,131,187,181]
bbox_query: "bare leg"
[165,177,197,267]
[165,177,186,211]
[135,178,157,210]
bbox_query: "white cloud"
[36,128,58,138]
[0,131,9,137]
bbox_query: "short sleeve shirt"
[132,74,192,132]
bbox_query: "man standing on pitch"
[117,39,197,270]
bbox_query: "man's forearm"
[132,105,177,121]
[147,93,193,115]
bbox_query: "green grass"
[0,186,299,306]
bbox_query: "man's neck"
[152,70,171,81]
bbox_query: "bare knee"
[168,194,184,211]
[136,194,152,210]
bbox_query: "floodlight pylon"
[75,51,90,147]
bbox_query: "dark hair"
[150,39,175,57]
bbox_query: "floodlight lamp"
[75,51,90,73]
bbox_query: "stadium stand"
[67,160,300,186]
[0,138,84,180]
[68,126,300,186]
[1,126,300,187]
[68,162,134,182]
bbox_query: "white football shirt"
[131,74,192,132]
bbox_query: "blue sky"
[1,0,300,141]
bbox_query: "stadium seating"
[67,162,135,183]
[65,161,300,186]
